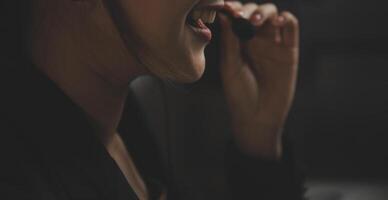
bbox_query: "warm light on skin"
[29,0,298,162]
[28,0,225,142]
[27,1,226,197]
[106,0,224,83]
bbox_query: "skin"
[219,1,299,159]
[28,0,299,199]
[103,0,209,83]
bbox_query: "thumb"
[219,14,244,79]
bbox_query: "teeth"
[190,10,217,24]
[202,11,211,23]
[191,10,202,21]
[209,11,216,23]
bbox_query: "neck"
[29,1,147,144]
[39,63,132,144]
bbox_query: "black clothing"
[0,63,305,199]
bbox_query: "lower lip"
[188,20,212,42]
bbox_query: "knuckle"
[282,11,299,26]
[244,3,258,8]
[262,3,278,13]
[242,3,259,15]
[294,18,300,27]
[228,1,243,7]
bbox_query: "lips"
[186,3,223,42]
[189,9,217,24]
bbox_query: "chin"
[167,54,206,83]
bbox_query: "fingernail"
[251,13,263,26]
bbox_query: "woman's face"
[106,0,224,83]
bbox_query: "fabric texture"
[0,63,305,200]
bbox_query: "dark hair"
[0,1,31,66]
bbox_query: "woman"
[0,0,303,199]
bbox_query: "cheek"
[119,0,207,82]
[125,0,197,46]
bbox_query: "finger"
[273,15,286,44]
[218,14,244,79]
[239,3,263,26]
[250,4,281,43]
[225,1,243,8]
[253,3,279,26]
[279,11,299,47]
[240,3,260,19]
[224,1,244,17]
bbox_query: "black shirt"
[0,62,305,200]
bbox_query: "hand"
[219,1,299,160]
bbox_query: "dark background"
[281,0,388,180]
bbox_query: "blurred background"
[277,0,388,199]
[131,0,388,199]
[282,0,388,179]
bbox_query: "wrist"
[231,121,284,161]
